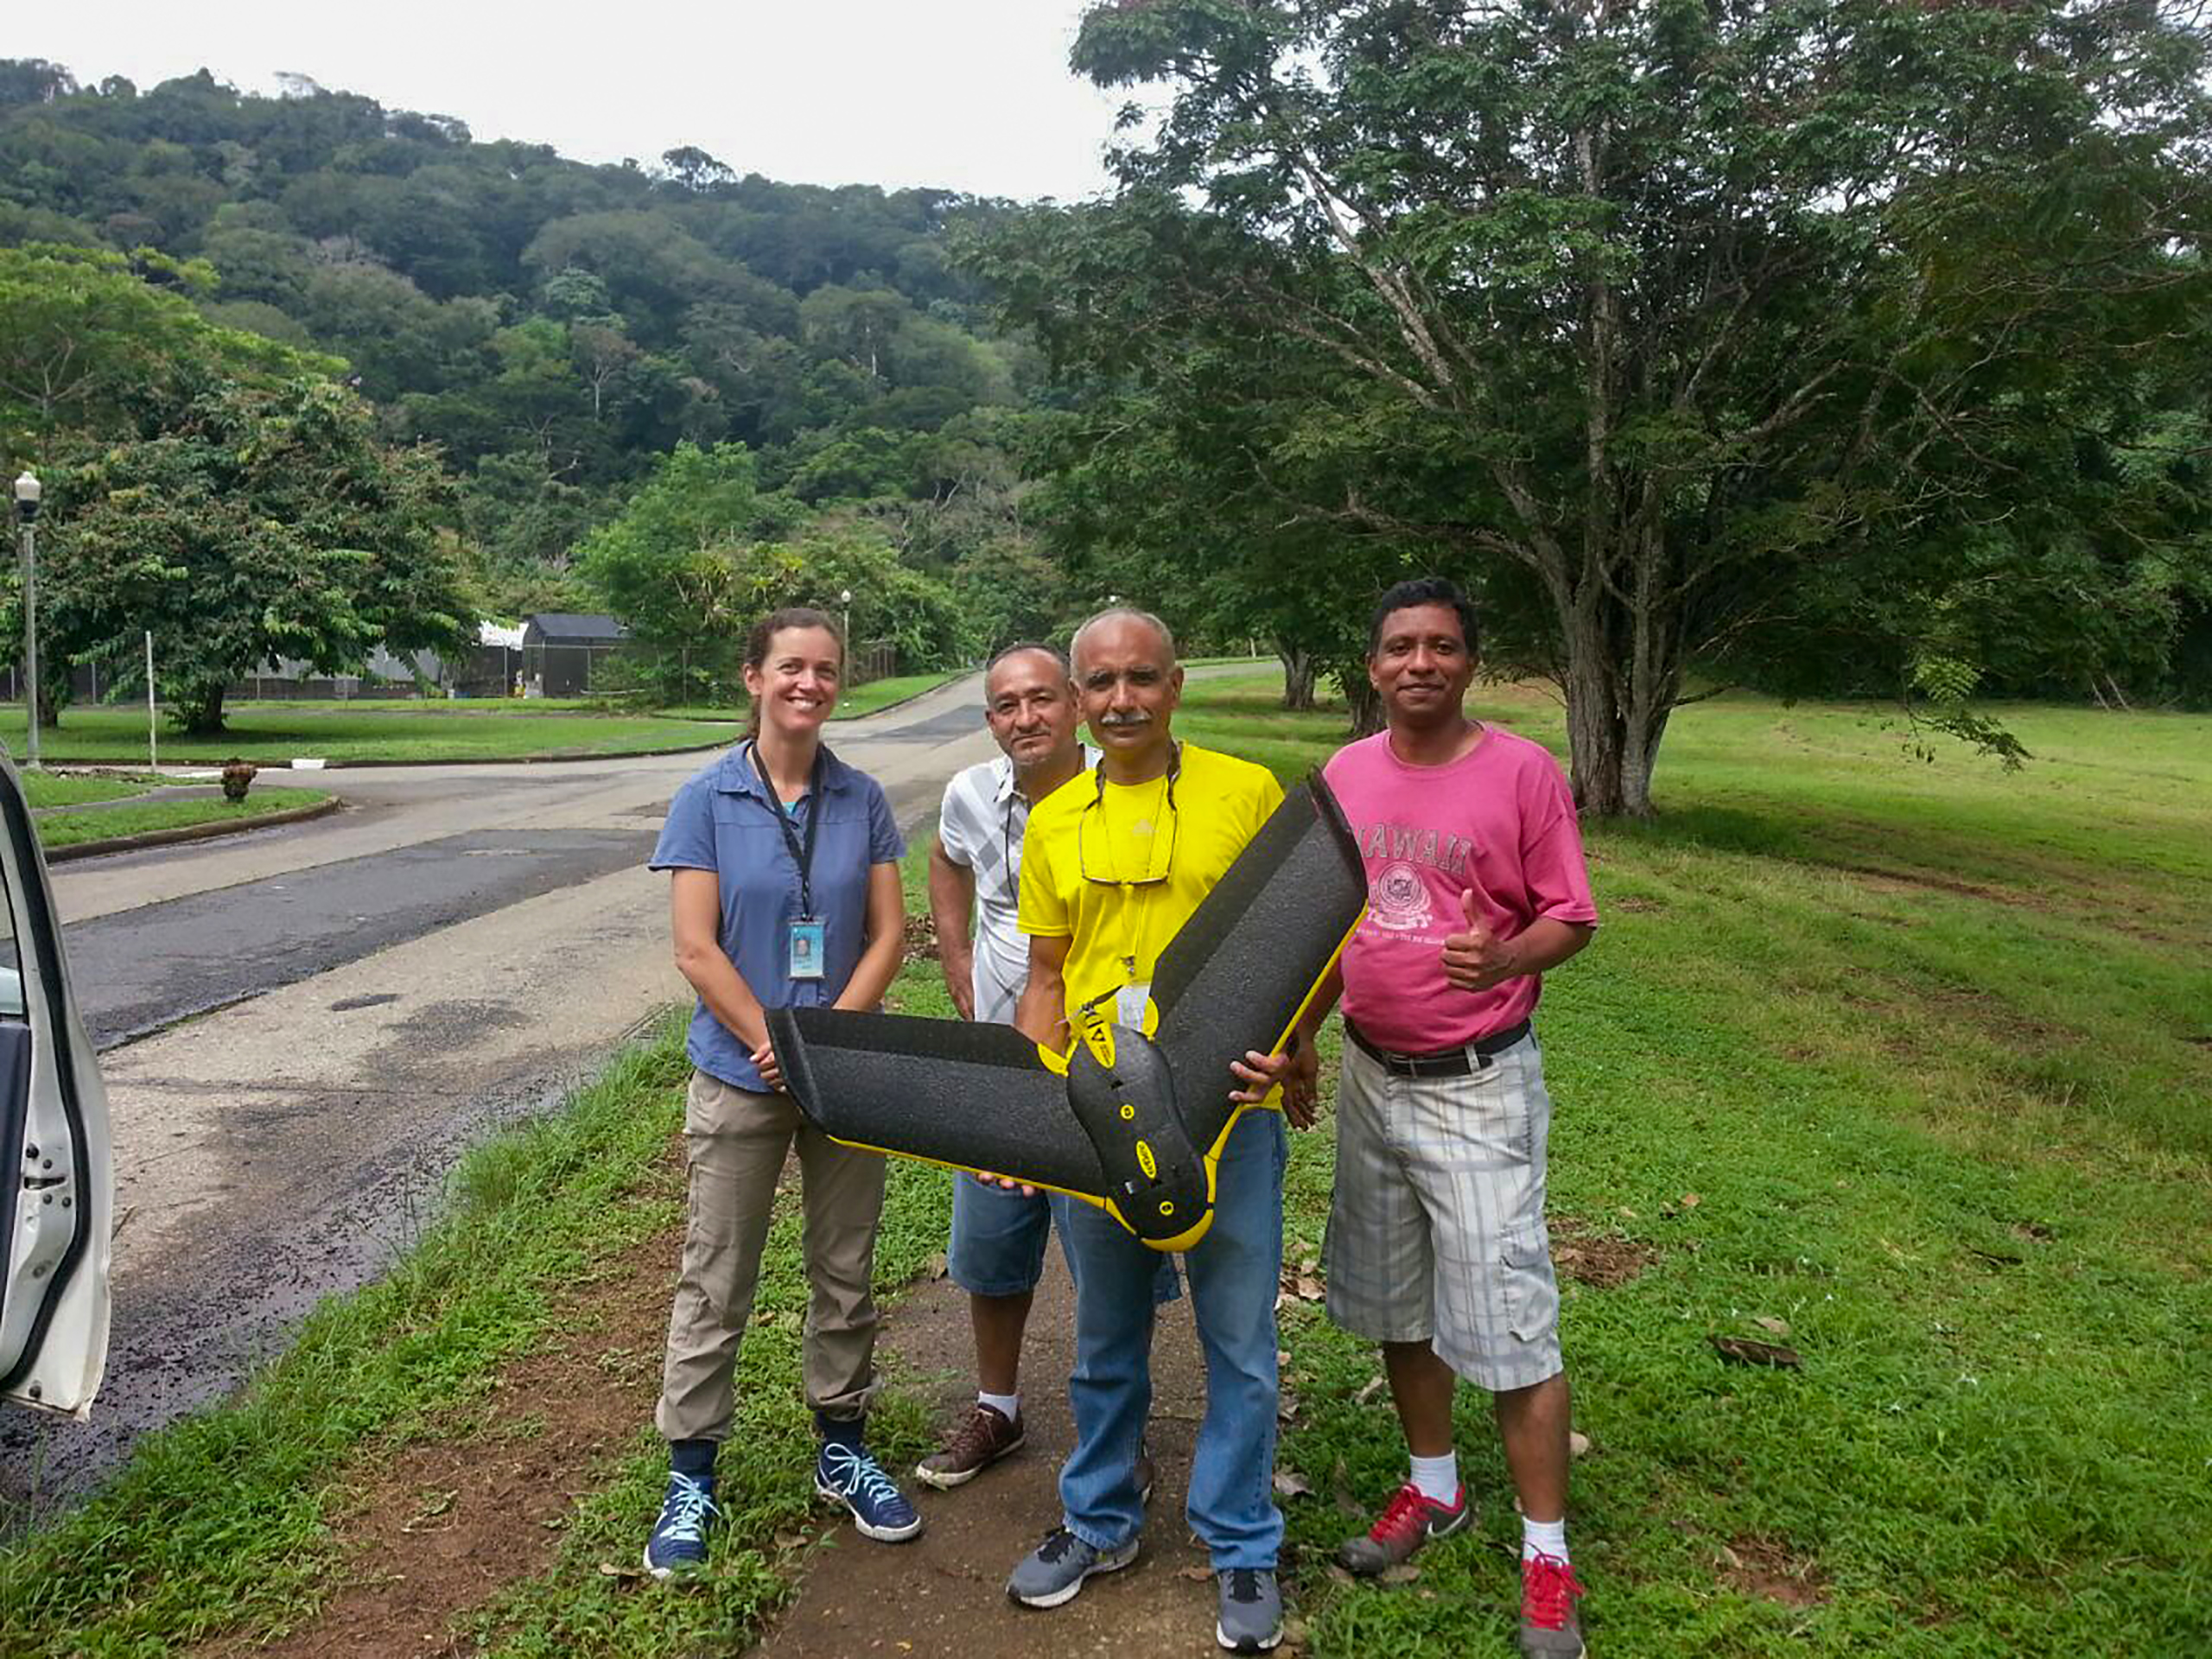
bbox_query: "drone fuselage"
[1063,1004,1214,1251]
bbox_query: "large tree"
[41,376,473,734]
[1020,0,2212,815]
[0,242,315,461]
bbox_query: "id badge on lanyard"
[752,741,830,985]
[787,916,826,980]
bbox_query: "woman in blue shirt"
[642,607,918,1574]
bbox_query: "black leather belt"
[1343,1016,1532,1079]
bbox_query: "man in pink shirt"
[1236,577,1598,1657]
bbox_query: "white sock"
[1408,1451,1459,1505]
[1522,1516,1569,1563]
[977,1389,1020,1422]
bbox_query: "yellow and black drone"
[767,776,1367,1252]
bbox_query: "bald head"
[1071,608,1176,674]
[1070,608,1183,779]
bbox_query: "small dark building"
[522,613,629,697]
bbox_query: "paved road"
[2,678,997,1508]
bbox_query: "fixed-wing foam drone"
[768,776,1368,1251]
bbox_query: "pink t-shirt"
[1323,726,1598,1052]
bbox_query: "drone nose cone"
[1065,1024,1210,1249]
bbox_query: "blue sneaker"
[816,1440,925,1541]
[643,1471,719,1579]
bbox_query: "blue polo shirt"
[651,741,905,1090]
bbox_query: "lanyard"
[1084,745,1180,986]
[748,740,827,915]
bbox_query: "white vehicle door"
[0,751,112,1416]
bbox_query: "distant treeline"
[0,56,1063,645]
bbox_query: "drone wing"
[1150,776,1366,1158]
[767,1006,1108,1198]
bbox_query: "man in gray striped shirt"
[916,642,1100,1489]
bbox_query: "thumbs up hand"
[1441,880,1521,993]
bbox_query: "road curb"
[46,795,343,862]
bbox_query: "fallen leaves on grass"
[1277,1255,1326,1307]
[1353,1376,1388,1407]
[1718,1535,1831,1607]
[1754,1315,1792,1338]
[1551,1217,1660,1288]
[1273,1469,1314,1500]
[901,912,939,962]
[1379,1563,1421,1585]
[1711,1334,1803,1370]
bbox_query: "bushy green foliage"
[976,0,2212,813]
[575,442,961,700]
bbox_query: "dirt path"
[758,1249,1260,1659]
[189,1148,1284,1659]
[205,1226,671,1659]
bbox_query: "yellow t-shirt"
[1017,741,1285,1033]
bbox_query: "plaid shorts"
[1324,1029,1565,1393]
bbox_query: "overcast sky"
[17,1,1143,201]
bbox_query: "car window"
[0,862,22,1019]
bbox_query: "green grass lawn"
[656,668,963,725]
[0,705,733,766]
[34,790,332,849]
[0,680,2204,1656]
[18,772,151,808]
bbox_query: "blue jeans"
[1052,1110,1287,1570]
[953,1173,1184,1301]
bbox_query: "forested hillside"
[3,22,2208,786]
[0,57,1058,654]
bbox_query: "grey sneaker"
[1007,1526,1141,1609]
[1518,1551,1588,1656]
[1338,1480,1471,1575]
[1216,1567,1282,1653]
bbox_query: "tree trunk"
[1333,659,1384,737]
[179,683,227,736]
[35,683,59,731]
[1274,642,1317,711]
[1558,597,1671,819]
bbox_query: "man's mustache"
[1096,711,1153,728]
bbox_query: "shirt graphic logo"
[1369,861,1433,931]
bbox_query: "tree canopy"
[975,0,2212,813]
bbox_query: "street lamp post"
[13,471,40,769]
[839,588,853,673]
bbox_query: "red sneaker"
[1338,1480,1471,1575]
[1518,1550,1587,1657]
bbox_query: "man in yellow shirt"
[1006,610,1294,1656]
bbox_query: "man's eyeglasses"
[1076,747,1181,887]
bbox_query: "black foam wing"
[1151,776,1367,1154]
[767,1006,1104,1196]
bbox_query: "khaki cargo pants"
[656,1068,886,1443]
